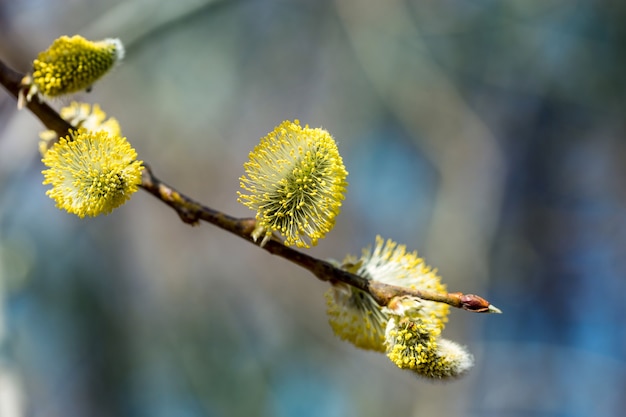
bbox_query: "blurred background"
[1,0,625,416]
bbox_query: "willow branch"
[0,61,74,139]
[0,58,501,314]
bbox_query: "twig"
[0,58,501,314]
[0,60,73,139]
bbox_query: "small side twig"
[0,57,501,314]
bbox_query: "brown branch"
[0,61,73,139]
[0,57,501,314]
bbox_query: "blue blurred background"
[1,1,625,416]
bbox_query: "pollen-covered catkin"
[42,129,142,218]
[30,35,124,98]
[238,120,348,248]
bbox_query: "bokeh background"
[1,1,625,416]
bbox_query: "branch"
[0,58,501,314]
[0,60,73,139]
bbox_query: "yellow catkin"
[31,35,124,98]
[39,102,121,156]
[238,120,348,248]
[42,129,142,218]
[325,236,450,353]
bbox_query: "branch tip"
[459,294,497,313]
[487,304,502,314]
